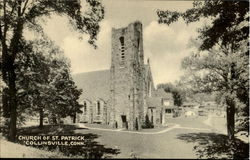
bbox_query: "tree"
[15,39,50,127]
[0,78,7,116]
[0,0,104,141]
[48,56,83,124]
[157,0,249,140]
[157,83,185,106]
[14,37,83,128]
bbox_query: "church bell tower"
[109,21,144,130]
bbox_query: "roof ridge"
[73,69,110,76]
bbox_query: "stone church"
[73,21,175,130]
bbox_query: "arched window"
[97,101,101,115]
[119,36,124,46]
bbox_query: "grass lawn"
[74,127,202,158]
[10,125,120,159]
[74,116,248,159]
[74,116,213,158]
[0,137,65,158]
[1,116,248,159]
[165,116,213,129]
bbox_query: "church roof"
[73,69,110,102]
[144,64,149,73]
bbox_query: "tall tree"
[15,38,83,128]
[157,83,185,106]
[157,0,249,140]
[0,0,104,141]
[47,55,83,125]
[15,39,52,127]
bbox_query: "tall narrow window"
[83,101,87,115]
[119,36,125,62]
[151,109,153,122]
[97,101,101,115]
[119,36,124,46]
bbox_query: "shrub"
[142,114,154,129]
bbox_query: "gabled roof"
[146,97,176,109]
[73,69,110,101]
[146,97,163,108]
[152,88,173,99]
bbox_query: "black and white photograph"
[0,0,249,159]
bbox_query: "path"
[76,123,212,135]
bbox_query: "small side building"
[146,88,175,126]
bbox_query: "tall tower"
[110,21,144,130]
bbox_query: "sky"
[40,0,203,86]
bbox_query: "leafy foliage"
[14,37,83,126]
[177,132,249,159]
[157,83,185,106]
[0,0,104,141]
[157,1,248,51]
[157,0,249,139]
[142,114,154,129]
[48,56,83,122]
[1,0,104,47]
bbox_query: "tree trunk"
[52,114,57,125]
[1,26,10,118]
[226,98,235,140]
[8,63,17,142]
[7,5,24,142]
[1,0,25,142]
[39,107,44,128]
[2,88,10,118]
[1,0,8,118]
[73,113,76,123]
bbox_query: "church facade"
[73,21,174,130]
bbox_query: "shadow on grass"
[177,132,249,159]
[17,124,120,158]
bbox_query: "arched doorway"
[121,115,127,129]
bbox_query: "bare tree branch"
[21,0,29,15]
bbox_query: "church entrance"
[135,117,139,130]
[121,115,128,129]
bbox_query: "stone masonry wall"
[110,21,144,130]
